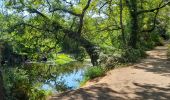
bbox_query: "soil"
[49,43,170,100]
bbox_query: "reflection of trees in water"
[23,61,85,83]
[3,61,87,99]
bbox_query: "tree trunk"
[129,12,138,48]
[127,0,138,48]
[0,69,4,100]
[79,37,100,66]
[66,32,100,66]
[120,0,126,44]
[0,45,5,100]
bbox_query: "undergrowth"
[80,66,106,86]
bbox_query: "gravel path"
[49,44,170,100]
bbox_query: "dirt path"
[49,44,170,100]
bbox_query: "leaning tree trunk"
[66,32,100,66]
[79,37,100,66]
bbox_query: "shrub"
[99,53,120,69]
[3,68,49,100]
[80,66,106,86]
[84,66,105,80]
[121,48,146,63]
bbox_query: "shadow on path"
[135,46,170,77]
[133,83,170,100]
[50,84,127,100]
[50,83,170,100]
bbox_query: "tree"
[126,0,170,48]
[5,0,100,66]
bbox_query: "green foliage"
[0,0,170,99]
[2,60,86,99]
[3,68,50,100]
[73,47,86,61]
[121,47,146,63]
[80,66,106,86]
[60,37,86,61]
[55,54,74,65]
[84,66,105,80]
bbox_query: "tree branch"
[49,8,81,17]
[27,8,50,19]
[137,1,170,15]
[95,25,121,33]
[141,10,159,32]
[141,1,163,32]
[98,1,108,14]
[6,22,53,33]
[77,0,92,36]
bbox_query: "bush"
[3,68,49,100]
[80,66,106,86]
[121,48,146,63]
[99,52,120,69]
[84,66,105,80]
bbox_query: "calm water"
[38,60,92,92]
[42,68,85,91]
[4,59,91,93]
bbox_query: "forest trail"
[49,43,170,100]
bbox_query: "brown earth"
[49,44,170,100]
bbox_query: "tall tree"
[126,0,170,48]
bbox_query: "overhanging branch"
[27,8,50,19]
[141,10,159,33]
[49,8,81,17]
[137,1,170,15]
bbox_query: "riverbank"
[48,43,170,100]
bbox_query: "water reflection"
[42,67,85,91]
[24,60,91,92]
